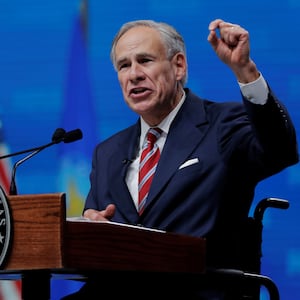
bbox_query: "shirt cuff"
[238,73,269,105]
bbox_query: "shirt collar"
[140,90,186,146]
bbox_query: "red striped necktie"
[138,127,162,215]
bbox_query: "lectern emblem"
[0,186,12,268]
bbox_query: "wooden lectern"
[0,193,206,299]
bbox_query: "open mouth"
[131,87,148,94]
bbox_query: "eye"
[118,63,129,70]
[140,58,152,64]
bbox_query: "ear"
[172,52,187,81]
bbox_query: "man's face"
[114,26,186,125]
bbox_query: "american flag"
[0,120,22,299]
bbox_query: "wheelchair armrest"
[206,268,280,300]
[254,197,289,222]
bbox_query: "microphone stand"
[4,128,83,195]
[9,148,43,195]
[0,141,56,160]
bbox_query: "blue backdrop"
[0,0,299,299]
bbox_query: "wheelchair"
[206,197,289,300]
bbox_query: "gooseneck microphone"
[6,128,83,195]
[63,129,83,143]
[51,128,66,143]
[0,128,83,160]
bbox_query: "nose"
[128,63,145,82]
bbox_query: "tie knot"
[147,127,162,145]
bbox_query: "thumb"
[103,204,116,219]
[207,30,219,51]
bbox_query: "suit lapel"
[145,91,209,211]
[107,123,141,222]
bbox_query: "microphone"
[63,129,83,143]
[8,128,83,195]
[0,128,83,159]
[122,158,133,164]
[52,128,66,143]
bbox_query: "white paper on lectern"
[66,216,166,233]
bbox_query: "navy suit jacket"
[85,88,298,268]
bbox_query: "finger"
[208,20,241,48]
[207,19,223,47]
[208,18,224,31]
[83,208,104,220]
[225,30,241,47]
[218,20,241,29]
[207,30,219,49]
[219,24,247,47]
[103,204,116,219]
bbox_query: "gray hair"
[110,20,188,86]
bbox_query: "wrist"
[233,60,260,84]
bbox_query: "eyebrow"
[116,57,127,68]
[116,52,156,67]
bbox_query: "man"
[63,18,298,299]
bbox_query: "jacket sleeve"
[242,87,299,169]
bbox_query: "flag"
[0,122,11,194]
[58,0,97,218]
[0,120,22,299]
